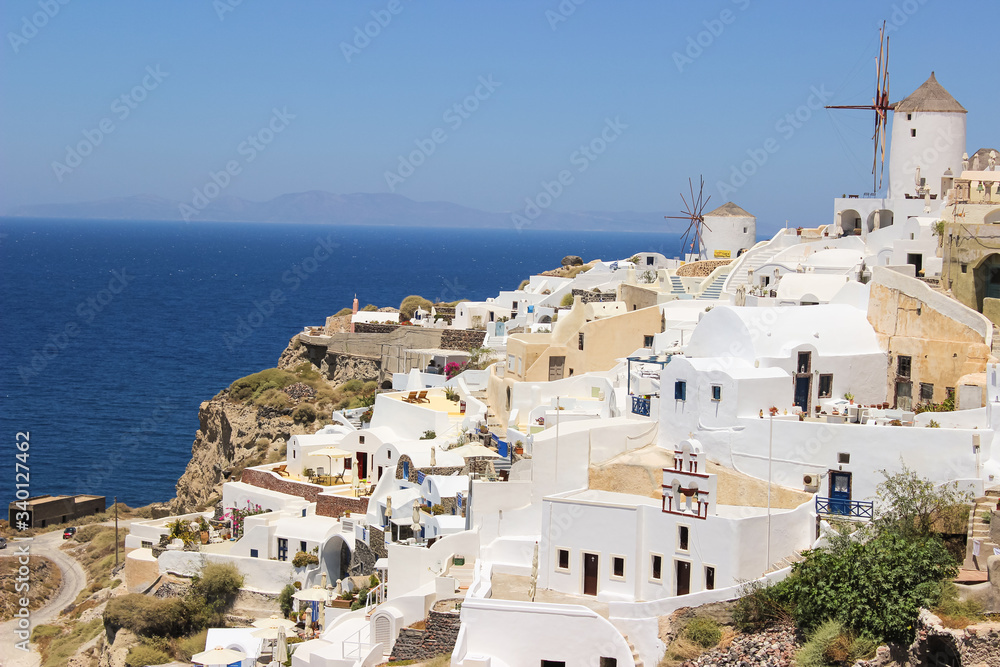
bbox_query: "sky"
[1,0,997,233]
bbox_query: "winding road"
[0,522,129,667]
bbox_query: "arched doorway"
[321,535,350,584]
[973,253,1000,312]
[985,208,1000,224]
[866,209,893,231]
[838,209,862,236]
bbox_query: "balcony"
[815,496,873,520]
[631,396,651,416]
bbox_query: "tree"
[464,347,497,370]
[399,295,432,321]
[873,463,971,539]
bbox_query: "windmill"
[665,176,712,261]
[825,20,891,194]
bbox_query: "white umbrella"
[430,445,436,466]
[452,444,500,459]
[191,645,246,666]
[252,615,296,631]
[274,628,288,664]
[252,627,284,640]
[292,585,329,602]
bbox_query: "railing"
[815,496,873,520]
[343,623,373,659]
[365,581,386,612]
[631,396,651,417]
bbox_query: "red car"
[63,527,76,539]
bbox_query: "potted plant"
[768,406,779,417]
[843,391,855,404]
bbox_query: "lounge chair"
[273,464,289,477]
[402,391,419,403]
[416,390,430,403]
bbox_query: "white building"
[702,202,757,260]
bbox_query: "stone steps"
[625,637,644,667]
[962,495,998,571]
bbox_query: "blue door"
[829,471,852,515]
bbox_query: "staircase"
[963,487,999,571]
[625,636,645,667]
[699,273,727,299]
[764,550,806,575]
[667,275,686,295]
[722,241,785,294]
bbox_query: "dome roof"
[704,201,754,218]
[893,72,966,113]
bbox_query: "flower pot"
[200,531,209,545]
[453,555,466,566]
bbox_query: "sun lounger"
[402,391,419,403]
[273,464,289,477]
[416,390,430,403]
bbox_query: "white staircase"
[699,272,727,299]
[722,241,786,295]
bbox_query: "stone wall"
[240,469,322,503]
[389,603,463,662]
[440,329,487,351]
[349,537,378,577]
[354,323,402,334]
[571,288,617,303]
[676,259,731,277]
[316,494,368,518]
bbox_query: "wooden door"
[583,552,599,596]
[675,560,691,596]
[829,471,852,515]
[548,356,566,381]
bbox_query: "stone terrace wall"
[241,469,322,503]
[440,329,487,351]
[389,604,463,662]
[316,494,368,518]
[353,323,401,334]
[676,259,731,277]
[572,289,617,303]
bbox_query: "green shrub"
[560,293,575,307]
[683,617,722,648]
[229,369,297,402]
[73,525,108,543]
[517,279,529,290]
[104,594,190,637]
[444,387,460,402]
[292,403,318,423]
[191,562,244,602]
[125,643,171,667]
[334,307,352,317]
[362,303,378,311]
[933,581,985,627]
[796,619,877,667]
[399,295,432,321]
[340,379,363,393]
[292,551,319,568]
[174,629,209,661]
[420,430,436,440]
[732,579,793,633]
[278,584,297,618]
[252,388,291,409]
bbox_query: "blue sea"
[0,219,682,508]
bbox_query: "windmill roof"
[893,72,966,113]
[704,202,754,218]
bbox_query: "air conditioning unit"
[803,473,821,492]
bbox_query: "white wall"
[157,550,297,594]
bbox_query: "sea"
[0,219,682,508]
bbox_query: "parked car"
[0,536,7,549]
[63,527,77,539]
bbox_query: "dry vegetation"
[61,524,125,605]
[0,555,62,621]
[31,618,104,667]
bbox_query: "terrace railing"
[815,496,873,520]
[631,396,651,417]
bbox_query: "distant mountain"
[5,190,677,233]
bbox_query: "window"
[651,554,663,581]
[250,549,258,558]
[141,540,153,549]
[600,659,618,667]
[674,380,687,401]
[277,538,288,561]
[541,662,566,667]
[678,525,690,551]
[578,333,585,351]
[711,385,722,401]
[838,452,851,464]
[612,556,625,579]
[961,263,968,273]
[920,382,934,401]
[292,449,296,459]
[897,355,911,378]
[818,374,833,398]
[646,256,654,266]
[508,354,516,371]
[644,335,654,348]
[300,541,307,553]
[301,508,307,517]
[705,566,716,590]
[359,435,365,444]
[911,128,917,137]
[743,226,748,233]
[402,461,409,478]
[907,113,912,121]
[557,548,570,571]
[797,352,811,374]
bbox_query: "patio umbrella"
[430,445,436,466]
[251,615,296,631]
[191,645,246,666]
[251,627,285,641]
[274,628,288,664]
[292,585,329,603]
[452,444,500,459]
[311,447,351,481]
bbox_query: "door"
[794,376,811,413]
[277,538,288,561]
[829,471,852,515]
[895,381,912,411]
[374,615,391,648]
[907,253,922,275]
[358,455,368,481]
[583,553,599,596]
[675,560,691,596]
[548,356,566,381]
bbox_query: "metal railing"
[365,581,386,612]
[815,496,873,520]
[631,396,651,416]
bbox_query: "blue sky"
[1,0,996,232]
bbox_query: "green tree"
[873,463,971,539]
